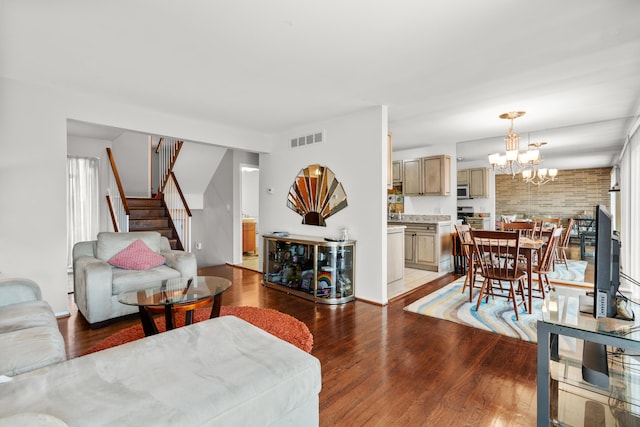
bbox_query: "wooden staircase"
[127,197,182,250]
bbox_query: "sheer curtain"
[67,156,100,270]
[620,120,639,297]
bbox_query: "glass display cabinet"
[263,234,355,304]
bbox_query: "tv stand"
[538,287,640,426]
[581,340,609,388]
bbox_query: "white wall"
[0,77,269,314]
[112,132,151,197]
[259,106,388,304]
[173,141,228,210]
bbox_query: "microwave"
[457,184,470,199]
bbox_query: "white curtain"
[67,156,100,270]
[620,120,639,297]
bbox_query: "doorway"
[241,165,260,271]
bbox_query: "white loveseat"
[0,316,322,426]
[0,278,67,377]
[73,231,197,328]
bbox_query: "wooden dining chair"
[534,217,562,229]
[502,221,538,239]
[530,227,563,299]
[470,230,528,320]
[556,218,575,270]
[454,224,482,302]
[502,222,538,267]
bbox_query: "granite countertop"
[387,224,407,231]
[387,214,451,225]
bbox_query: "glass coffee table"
[117,276,232,336]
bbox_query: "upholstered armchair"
[73,231,197,328]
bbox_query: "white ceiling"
[3,1,640,170]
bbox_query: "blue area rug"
[404,277,580,344]
[547,259,588,283]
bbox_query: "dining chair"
[470,230,528,320]
[534,217,562,229]
[556,218,575,270]
[529,227,563,299]
[454,224,482,302]
[502,221,538,239]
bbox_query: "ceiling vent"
[290,130,325,149]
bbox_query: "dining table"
[464,235,545,314]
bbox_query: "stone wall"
[495,167,611,223]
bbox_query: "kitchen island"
[388,214,452,272]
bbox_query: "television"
[581,205,622,388]
[593,205,621,318]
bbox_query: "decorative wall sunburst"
[287,164,348,226]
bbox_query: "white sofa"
[0,278,67,377]
[0,316,322,426]
[73,231,197,328]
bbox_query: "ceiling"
[3,1,640,170]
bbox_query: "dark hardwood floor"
[58,265,539,427]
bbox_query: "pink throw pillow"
[108,239,165,270]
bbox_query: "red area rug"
[83,306,313,355]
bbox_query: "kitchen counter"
[387,214,451,225]
[387,224,407,231]
[387,216,452,272]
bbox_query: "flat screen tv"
[593,205,620,318]
[582,205,622,388]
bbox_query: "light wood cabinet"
[402,155,451,196]
[242,221,257,253]
[402,223,451,272]
[466,217,492,230]
[457,167,490,198]
[392,161,403,184]
[402,158,422,195]
[457,169,469,185]
[469,168,490,198]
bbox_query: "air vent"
[290,130,325,149]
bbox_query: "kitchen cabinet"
[402,222,451,272]
[387,226,405,283]
[457,167,490,198]
[469,168,490,198]
[402,155,451,196]
[466,216,492,230]
[262,234,355,304]
[457,169,469,185]
[392,161,403,184]
[242,219,257,253]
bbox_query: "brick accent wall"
[496,167,611,223]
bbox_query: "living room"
[2,2,640,425]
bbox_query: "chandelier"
[521,142,558,186]
[488,111,558,185]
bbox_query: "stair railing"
[105,147,129,232]
[163,172,192,251]
[156,137,183,195]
